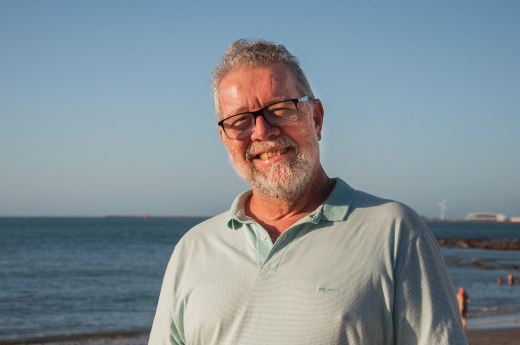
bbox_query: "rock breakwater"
[437,238,520,250]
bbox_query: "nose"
[250,115,280,141]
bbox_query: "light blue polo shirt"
[150,178,467,345]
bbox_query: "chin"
[228,132,321,202]
[237,158,315,202]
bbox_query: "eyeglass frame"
[218,96,310,139]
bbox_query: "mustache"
[245,137,299,162]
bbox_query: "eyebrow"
[227,97,290,116]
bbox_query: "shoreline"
[4,330,520,345]
[3,319,520,345]
[0,330,149,345]
[466,327,520,345]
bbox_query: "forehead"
[219,63,298,116]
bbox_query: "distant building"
[509,217,520,223]
[465,212,507,222]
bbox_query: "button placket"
[260,223,308,274]
[256,219,313,274]
[248,223,274,272]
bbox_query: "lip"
[253,145,289,157]
[253,146,291,161]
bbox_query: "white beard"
[227,132,320,202]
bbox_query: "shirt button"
[261,233,267,240]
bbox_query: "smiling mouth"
[258,148,288,161]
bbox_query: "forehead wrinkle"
[232,88,263,115]
[223,84,265,116]
[220,64,298,117]
[255,72,294,106]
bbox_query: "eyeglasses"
[218,96,309,139]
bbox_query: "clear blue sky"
[1,0,519,218]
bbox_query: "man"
[150,39,467,344]
[456,287,471,330]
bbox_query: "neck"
[245,165,335,242]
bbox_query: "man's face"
[218,63,324,201]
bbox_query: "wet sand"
[466,328,520,345]
[0,331,148,345]
[3,328,520,345]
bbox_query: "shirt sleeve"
[149,250,185,345]
[393,229,468,345]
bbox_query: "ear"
[311,99,324,141]
[219,127,227,145]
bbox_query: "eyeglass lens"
[222,100,299,139]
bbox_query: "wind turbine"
[438,199,447,220]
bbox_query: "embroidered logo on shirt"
[319,288,334,293]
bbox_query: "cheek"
[226,141,249,160]
[285,122,315,145]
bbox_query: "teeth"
[259,148,287,160]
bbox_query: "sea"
[1,218,520,343]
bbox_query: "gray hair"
[212,39,315,120]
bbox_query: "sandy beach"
[1,328,520,345]
[0,331,149,345]
[466,327,520,345]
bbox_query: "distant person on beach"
[508,271,515,285]
[498,277,504,285]
[149,39,467,344]
[457,287,471,330]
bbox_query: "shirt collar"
[227,189,254,230]
[226,178,355,230]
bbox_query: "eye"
[271,107,294,116]
[267,101,297,117]
[225,115,252,129]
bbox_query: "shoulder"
[351,190,416,217]
[350,190,428,234]
[164,212,231,276]
[345,189,433,257]
[174,211,230,250]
